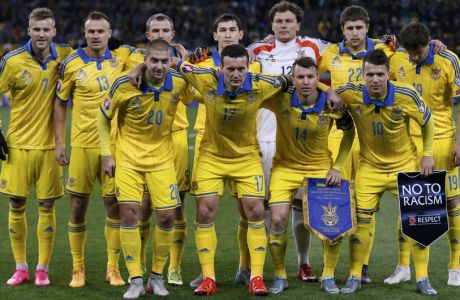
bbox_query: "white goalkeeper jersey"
[248,36,330,142]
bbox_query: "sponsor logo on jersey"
[332,56,342,69]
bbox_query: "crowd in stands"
[0,0,458,57]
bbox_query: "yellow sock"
[322,241,342,278]
[248,220,267,278]
[168,219,186,271]
[363,215,375,266]
[195,223,216,278]
[448,203,460,269]
[349,212,373,277]
[152,225,174,274]
[397,219,411,267]
[120,225,141,278]
[268,228,287,278]
[68,221,87,270]
[37,206,56,267]
[411,239,429,280]
[238,218,250,269]
[9,204,27,265]
[105,217,121,270]
[138,220,151,267]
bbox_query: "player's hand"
[453,142,460,166]
[188,47,211,64]
[326,88,343,110]
[55,143,69,166]
[430,39,447,54]
[0,130,8,160]
[128,63,146,89]
[420,156,435,176]
[172,43,188,60]
[380,34,399,52]
[326,168,341,186]
[102,155,116,178]
[263,34,275,45]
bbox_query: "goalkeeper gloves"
[380,34,399,52]
[188,47,211,64]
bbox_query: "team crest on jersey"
[273,77,282,88]
[20,70,33,84]
[109,57,119,68]
[391,106,403,120]
[130,97,142,111]
[354,105,363,115]
[207,90,216,104]
[321,202,339,226]
[267,55,276,62]
[68,177,76,187]
[0,179,7,189]
[171,93,180,104]
[247,92,256,103]
[76,69,88,82]
[191,181,198,192]
[398,67,406,80]
[430,67,441,80]
[104,98,111,110]
[332,56,342,69]
[281,108,290,119]
[297,48,306,58]
[317,114,327,126]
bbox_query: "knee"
[9,197,26,209]
[120,205,140,226]
[270,213,287,231]
[38,200,55,209]
[245,202,265,221]
[196,205,215,224]
[156,210,175,228]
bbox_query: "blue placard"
[303,178,356,244]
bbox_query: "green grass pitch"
[0,106,457,299]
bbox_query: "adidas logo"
[44,226,54,232]
[115,249,121,253]
[9,228,16,234]
[398,237,406,242]
[350,238,361,244]
[173,239,183,244]
[451,239,459,245]
[125,255,135,261]
[198,248,210,253]
[269,242,281,246]
[254,246,266,251]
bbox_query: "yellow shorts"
[192,132,237,197]
[0,148,63,200]
[329,135,359,180]
[269,167,328,206]
[355,162,418,213]
[191,154,265,199]
[413,136,460,200]
[172,129,190,192]
[66,147,115,197]
[116,166,181,210]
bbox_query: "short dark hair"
[340,5,370,27]
[363,49,389,71]
[399,22,430,51]
[269,1,303,24]
[213,13,243,32]
[145,39,171,56]
[146,13,174,32]
[86,11,110,27]
[220,44,249,65]
[292,56,317,75]
[29,7,54,22]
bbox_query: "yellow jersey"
[390,45,460,138]
[128,48,190,132]
[57,46,134,148]
[337,81,431,172]
[0,40,72,149]
[177,60,286,158]
[320,37,395,138]
[262,87,350,172]
[101,71,193,171]
[193,50,262,134]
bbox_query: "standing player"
[318,5,396,283]
[99,39,193,299]
[127,13,191,286]
[54,11,135,288]
[0,8,71,287]
[337,49,436,295]
[176,44,289,296]
[189,13,262,288]
[247,1,329,282]
[263,56,355,294]
[385,22,460,286]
